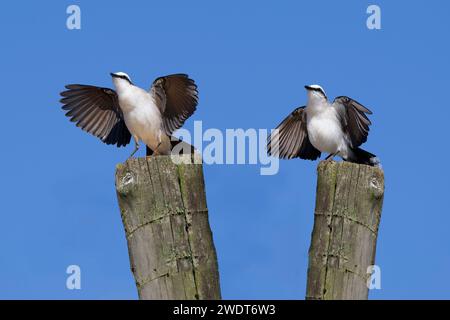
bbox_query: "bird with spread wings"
[268,85,378,166]
[60,72,198,157]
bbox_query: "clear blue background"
[0,0,448,299]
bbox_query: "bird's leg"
[128,136,140,158]
[152,132,162,156]
[129,143,140,158]
[153,142,162,156]
[325,152,338,162]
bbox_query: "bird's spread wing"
[332,96,372,148]
[150,74,199,136]
[267,106,321,160]
[60,85,131,147]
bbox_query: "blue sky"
[0,0,449,299]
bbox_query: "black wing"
[60,85,131,147]
[332,96,372,148]
[150,74,199,136]
[267,106,321,160]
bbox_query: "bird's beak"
[110,72,116,77]
[304,85,311,90]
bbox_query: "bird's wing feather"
[150,74,198,136]
[332,96,372,148]
[267,106,321,160]
[60,84,131,147]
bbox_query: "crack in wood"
[306,161,384,300]
[115,156,221,300]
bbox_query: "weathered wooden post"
[115,155,221,300]
[306,161,384,300]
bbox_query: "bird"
[60,72,198,157]
[267,84,379,166]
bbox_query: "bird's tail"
[146,137,196,156]
[346,147,380,167]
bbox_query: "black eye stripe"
[113,74,132,84]
[310,87,324,94]
[307,86,327,99]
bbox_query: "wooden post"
[115,155,221,300]
[306,161,384,300]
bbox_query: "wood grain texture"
[306,161,384,300]
[115,155,221,300]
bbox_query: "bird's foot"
[148,142,162,157]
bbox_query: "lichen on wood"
[306,161,384,300]
[115,155,221,300]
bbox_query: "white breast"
[118,86,164,150]
[307,107,345,155]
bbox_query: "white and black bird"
[268,85,379,166]
[60,72,198,157]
